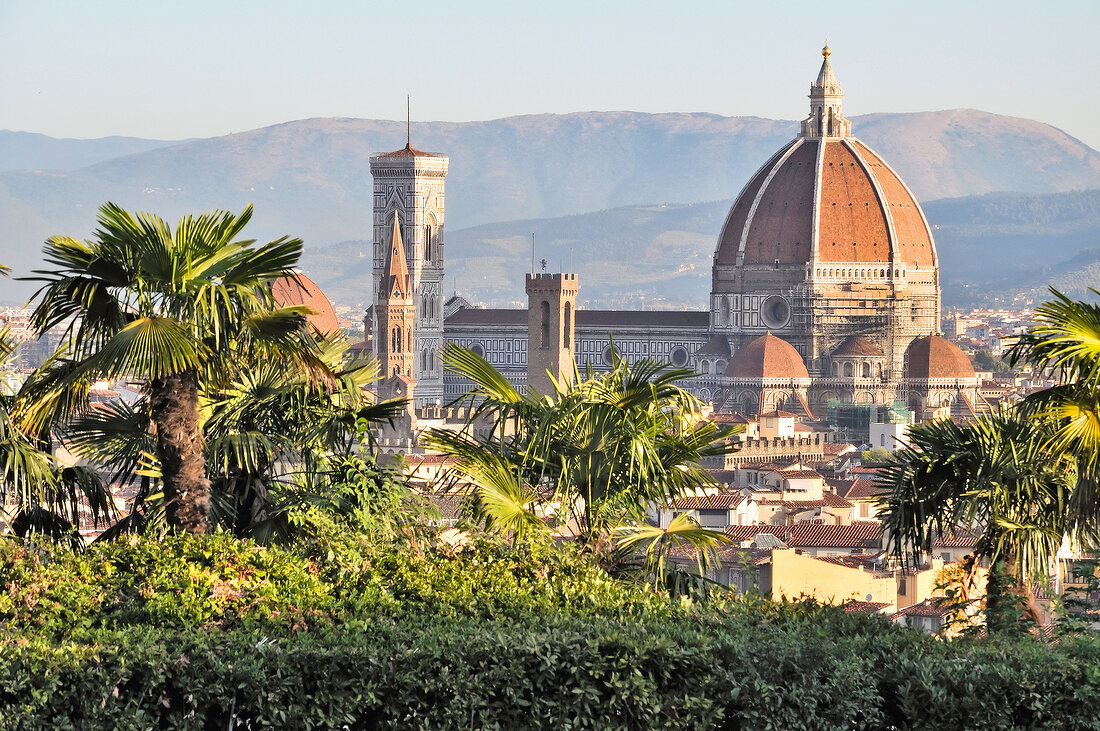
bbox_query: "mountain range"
[2,109,1100,307]
[301,190,1100,311]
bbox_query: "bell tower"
[526,272,578,396]
[376,211,415,380]
[369,135,448,406]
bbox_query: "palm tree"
[1009,288,1100,527]
[19,203,322,533]
[56,330,407,542]
[423,344,738,543]
[877,408,1095,629]
[1,265,111,545]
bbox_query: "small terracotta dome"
[271,273,340,335]
[832,335,884,358]
[725,332,809,380]
[695,333,732,357]
[904,335,975,379]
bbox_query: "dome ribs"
[738,140,818,266]
[715,141,797,266]
[851,140,937,268]
[816,140,890,263]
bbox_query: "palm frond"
[616,514,730,589]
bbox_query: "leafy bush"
[3,618,1100,729]
[3,535,1100,729]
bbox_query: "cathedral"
[366,46,983,427]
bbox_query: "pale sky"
[3,0,1098,148]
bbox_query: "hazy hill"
[3,109,1100,304]
[304,190,1100,311]
[0,131,183,172]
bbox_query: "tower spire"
[381,210,411,297]
[801,41,851,139]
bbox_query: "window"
[540,301,550,349]
[563,302,572,348]
[424,225,432,260]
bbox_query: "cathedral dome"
[272,273,340,335]
[832,335,884,358]
[903,335,975,380]
[713,49,936,276]
[725,332,809,380]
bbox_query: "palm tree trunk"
[149,370,210,533]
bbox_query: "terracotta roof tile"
[904,335,976,379]
[834,478,886,500]
[786,521,882,548]
[670,493,745,511]
[271,273,340,334]
[374,143,444,159]
[831,335,885,357]
[725,332,809,380]
[843,600,893,614]
[695,334,732,357]
[931,529,980,548]
[891,598,950,619]
[714,135,936,275]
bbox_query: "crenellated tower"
[525,272,578,396]
[370,139,449,406]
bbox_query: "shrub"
[3,534,1100,729]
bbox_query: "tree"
[973,349,1010,374]
[1,265,111,545]
[423,345,738,547]
[876,410,1091,629]
[60,329,407,541]
[19,203,324,534]
[1009,288,1100,528]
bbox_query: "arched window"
[563,302,572,348]
[831,362,839,376]
[424,225,433,261]
[392,326,401,353]
[861,362,870,378]
[540,301,550,349]
[843,362,853,378]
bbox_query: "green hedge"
[3,535,1100,729]
[3,620,1100,730]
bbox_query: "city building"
[365,45,981,429]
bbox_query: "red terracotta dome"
[714,138,935,269]
[832,335,884,358]
[713,48,936,276]
[271,273,340,335]
[904,335,975,379]
[725,332,809,380]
